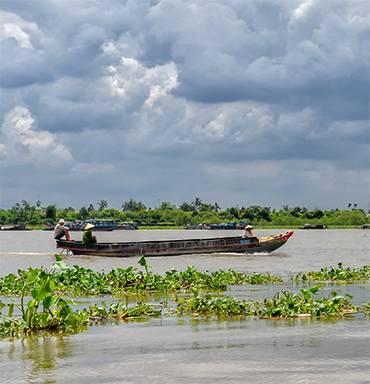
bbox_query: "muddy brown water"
[0,229,369,383]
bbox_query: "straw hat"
[245,225,254,229]
[84,223,95,230]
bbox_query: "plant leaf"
[52,260,69,271]
[309,286,321,294]
[43,295,56,309]
[26,268,37,284]
[45,279,56,293]
[8,303,14,317]
[138,255,147,267]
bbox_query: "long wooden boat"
[299,224,327,229]
[1,224,29,231]
[56,230,294,257]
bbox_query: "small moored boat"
[56,230,294,257]
[299,224,327,229]
[1,224,28,231]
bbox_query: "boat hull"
[56,231,293,257]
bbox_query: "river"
[0,228,369,383]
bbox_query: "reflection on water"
[1,316,369,384]
[0,229,369,383]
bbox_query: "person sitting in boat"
[242,225,258,242]
[83,223,98,244]
[53,219,74,241]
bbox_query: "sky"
[0,0,369,212]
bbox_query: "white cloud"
[1,107,73,166]
[0,0,368,210]
[0,11,39,49]
[105,57,178,109]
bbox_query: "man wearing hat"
[53,219,74,241]
[83,223,98,244]
[242,225,258,241]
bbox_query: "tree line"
[0,198,368,227]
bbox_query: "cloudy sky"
[0,0,369,212]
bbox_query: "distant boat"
[183,223,210,229]
[61,220,138,231]
[117,222,138,230]
[209,222,245,230]
[44,220,137,231]
[1,224,29,231]
[56,230,294,257]
[299,224,327,229]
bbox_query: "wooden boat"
[299,224,327,229]
[209,222,245,230]
[64,220,138,231]
[183,223,210,229]
[1,224,28,231]
[117,222,138,230]
[56,230,294,257]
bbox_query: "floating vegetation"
[2,261,368,298]
[0,255,89,338]
[257,287,358,318]
[176,286,361,318]
[291,263,370,282]
[87,301,163,320]
[0,258,282,296]
[1,257,369,339]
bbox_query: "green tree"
[214,202,221,212]
[226,206,240,219]
[97,200,108,212]
[77,206,89,220]
[45,205,57,221]
[156,201,176,210]
[192,197,203,211]
[121,199,146,212]
[241,210,255,222]
[179,202,195,212]
[313,209,324,219]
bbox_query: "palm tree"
[192,197,203,211]
[97,200,108,212]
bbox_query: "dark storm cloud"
[0,0,368,210]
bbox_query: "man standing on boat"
[242,225,258,242]
[53,219,74,241]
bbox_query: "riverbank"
[21,224,370,230]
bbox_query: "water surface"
[0,228,369,383]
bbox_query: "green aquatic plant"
[0,255,89,337]
[291,263,370,282]
[361,302,370,315]
[176,286,360,319]
[258,286,358,318]
[0,259,283,296]
[177,293,254,317]
[87,301,162,319]
[1,258,368,301]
